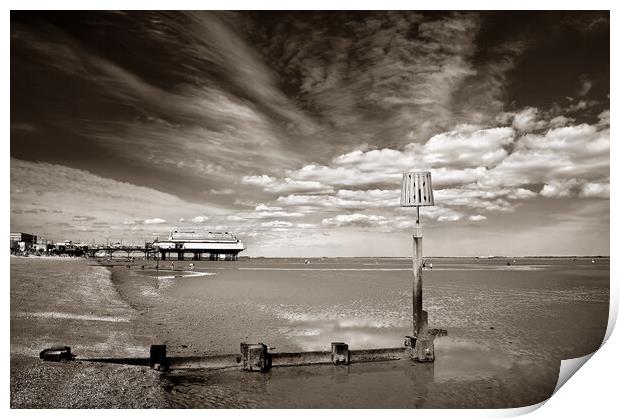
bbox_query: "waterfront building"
[153,229,245,261]
[10,232,37,251]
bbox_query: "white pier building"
[153,229,245,261]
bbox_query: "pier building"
[153,229,245,261]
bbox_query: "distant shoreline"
[10,254,610,260]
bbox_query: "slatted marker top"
[400,172,435,207]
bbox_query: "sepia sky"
[10,11,610,256]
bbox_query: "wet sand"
[10,256,609,408]
[10,257,166,408]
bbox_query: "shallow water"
[11,256,609,408]
[109,256,609,407]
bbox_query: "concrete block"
[331,342,350,365]
[240,343,271,372]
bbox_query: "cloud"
[250,112,608,201]
[597,110,610,126]
[540,179,609,199]
[322,213,387,228]
[210,188,235,195]
[548,115,574,128]
[261,220,294,228]
[511,107,547,132]
[422,206,466,222]
[434,186,534,211]
[296,223,318,229]
[143,218,167,224]
[421,127,514,167]
[580,182,610,198]
[72,215,96,222]
[578,79,593,96]
[12,13,314,202]
[10,158,224,240]
[276,190,401,212]
[241,108,608,238]
[191,216,209,223]
[257,12,495,147]
[242,175,334,194]
[226,209,305,221]
[485,123,609,189]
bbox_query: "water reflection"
[404,362,435,408]
[433,337,516,381]
[281,318,409,351]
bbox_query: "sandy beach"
[10,256,609,408]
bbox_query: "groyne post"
[400,171,437,363]
[331,342,350,365]
[413,221,423,336]
[149,344,168,371]
[240,342,271,372]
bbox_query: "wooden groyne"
[40,332,447,373]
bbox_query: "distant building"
[10,232,37,251]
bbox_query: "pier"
[10,228,246,261]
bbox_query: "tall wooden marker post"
[400,171,435,362]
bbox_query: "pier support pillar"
[331,342,350,365]
[240,343,271,372]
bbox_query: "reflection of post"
[413,223,423,337]
[404,362,435,408]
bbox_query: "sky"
[10,11,610,256]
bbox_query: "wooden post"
[240,343,271,372]
[150,345,168,371]
[331,342,350,365]
[413,224,423,336]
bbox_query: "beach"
[10,256,609,408]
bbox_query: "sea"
[11,256,609,408]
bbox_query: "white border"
[4,2,616,418]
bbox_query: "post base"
[411,337,435,363]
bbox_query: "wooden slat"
[399,171,434,207]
